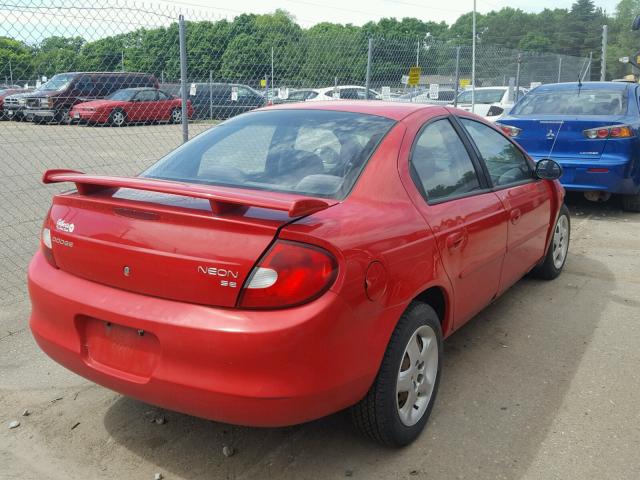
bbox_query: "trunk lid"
[502,115,629,160]
[45,172,334,307]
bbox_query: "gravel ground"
[0,121,639,479]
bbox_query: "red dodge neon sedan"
[29,101,569,446]
[70,87,192,126]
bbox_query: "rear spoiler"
[42,169,333,218]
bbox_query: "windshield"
[108,89,137,101]
[143,109,395,199]
[511,89,627,115]
[39,73,75,92]
[457,89,506,104]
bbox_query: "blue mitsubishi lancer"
[497,81,640,212]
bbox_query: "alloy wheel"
[396,324,439,427]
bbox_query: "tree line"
[2,0,640,88]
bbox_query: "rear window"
[457,89,505,104]
[512,88,627,115]
[143,109,395,199]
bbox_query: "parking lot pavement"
[0,187,638,479]
[0,121,213,308]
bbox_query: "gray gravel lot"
[1,122,639,479]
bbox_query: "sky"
[159,0,622,27]
[0,0,622,44]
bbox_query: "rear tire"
[531,204,570,280]
[351,302,442,447]
[109,109,127,127]
[170,108,182,124]
[621,193,640,212]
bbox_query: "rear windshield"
[511,89,627,115]
[143,109,395,199]
[457,89,505,104]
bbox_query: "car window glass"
[511,88,627,115]
[157,91,170,100]
[135,90,157,102]
[294,127,342,168]
[143,110,395,199]
[411,119,481,202]
[460,118,532,186]
[237,86,251,98]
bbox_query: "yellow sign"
[408,66,421,86]
[260,79,267,88]
[459,78,471,88]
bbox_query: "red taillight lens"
[41,214,58,268]
[496,123,521,138]
[584,125,633,139]
[239,240,337,309]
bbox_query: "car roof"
[531,81,631,93]
[315,85,368,93]
[260,100,443,120]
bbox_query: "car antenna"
[547,120,564,161]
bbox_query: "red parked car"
[29,102,569,446]
[70,87,192,126]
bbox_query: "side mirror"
[535,159,563,180]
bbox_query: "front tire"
[531,204,570,280]
[351,302,442,447]
[621,193,640,212]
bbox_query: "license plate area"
[76,316,160,382]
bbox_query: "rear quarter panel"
[281,114,454,384]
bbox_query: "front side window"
[460,118,532,186]
[134,90,157,102]
[410,119,481,202]
[143,109,395,199]
[108,89,136,101]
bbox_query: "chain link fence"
[0,0,589,307]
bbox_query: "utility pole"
[271,46,274,103]
[471,0,476,112]
[365,38,373,99]
[121,51,125,72]
[8,58,13,86]
[601,25,608,81]
[416,41,420,67]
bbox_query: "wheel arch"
[413,285,452,337]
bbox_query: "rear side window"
[460,119,532,186]
[143,110,395,199]
[410,119,482,202]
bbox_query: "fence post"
[453,46,461,108]
[209,70,213,120]
[515,52,522,103]
[365,38,373,99]
[178,14,188,143]
[557,56,563,83]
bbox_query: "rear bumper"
[532,155,639,195]
[28,252,377,427]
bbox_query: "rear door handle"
[446,232,466,250]
[510,208,522,224]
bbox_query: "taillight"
[41,211,58,268]
[584,125,633,139]
[239,240,337,309]
[496,123,521,138]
